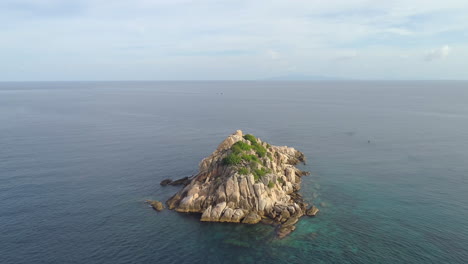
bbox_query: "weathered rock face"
[165,130,315,238]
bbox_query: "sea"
[1,81,467,263]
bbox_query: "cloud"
[384,27,413,36]
[1,0,468,80]
[267,49,280,60]
[424,45,451,61]
[333,51,358,61]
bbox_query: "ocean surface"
[1,81,468,264]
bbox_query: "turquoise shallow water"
[1,81,468,263]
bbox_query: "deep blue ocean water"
[1,81,468,263]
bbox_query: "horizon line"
[1,79,468,83]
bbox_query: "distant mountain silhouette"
[264,74,348,81]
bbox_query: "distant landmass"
[264,74,348,81]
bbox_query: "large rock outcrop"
[165,130,315,238]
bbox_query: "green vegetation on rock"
[243,134,257,143]
[250,161,259,169]
[268,181,275,189]
[238,167,249,175]
[224,133,272,182]
[253,167,270,181]
[240,154,259,163]
[224,133,266,168]
[231,141,252,154]
[252,144,267,157]
[242,134,267,158]
[267,152,273,160]
[223,153,242,165]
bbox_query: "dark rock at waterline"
[160,177,190,186]
[297,170,310,177]
[160,179,172,186]
[260,218,275,225]
[276,214,301,238]
[147,200,165,211]
[277,225,296,239]
[169,176,190,186]
[306,205,319,216]
[241,212,262,224]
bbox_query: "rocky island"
[160,130,318,238]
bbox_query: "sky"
[1,0,468,81]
